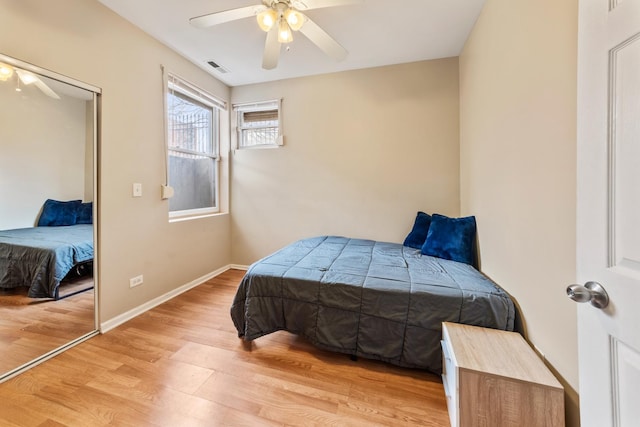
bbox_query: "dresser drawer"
[441,338,458,427]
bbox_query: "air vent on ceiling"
[207,60,229,74]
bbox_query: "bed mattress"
[230,236,515,373]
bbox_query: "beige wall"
[459,0,579,425]
[0,81,87,229]
[0,0,231,322]
[230,59,461,265]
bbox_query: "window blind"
[167,73,227,111]
[241,109,278,123]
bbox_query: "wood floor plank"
[114,356,215,395]
[0,400,50,427]
[0,269,449,426]
[0,277,95,374]
[220,406,283,427]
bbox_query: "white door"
[576,0,640,426]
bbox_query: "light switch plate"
[133,183,142,197]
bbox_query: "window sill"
[169,211,228,223]
[237,144,280,150]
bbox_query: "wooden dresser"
[441,322,565,427]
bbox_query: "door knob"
[566,281,609,309]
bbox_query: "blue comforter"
[231,236,515,373]
[0,225,93,298]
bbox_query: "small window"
[235,100,282,149]
[166,73,224,218]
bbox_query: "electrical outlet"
[129,274,144,288]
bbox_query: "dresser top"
[443,322,563,389]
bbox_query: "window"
[235,99,282,148]
[166,73,225,217]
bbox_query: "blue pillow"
[403,211,432,249]
[76,202,93,224]
[37,199,81,227]
[421,214,477,267]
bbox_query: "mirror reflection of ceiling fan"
[0,62,60,99]
[189,0,362,70]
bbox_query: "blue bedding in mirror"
[0,224,93,299]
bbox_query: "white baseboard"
[100,264,233,333]
[228,264,249,271]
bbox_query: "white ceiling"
[98,0,486,87]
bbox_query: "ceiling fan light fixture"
[284,9,304,31]
[15,69,38,85]
[0,62,13,82]
[257,8,278,32]
[189,0,353,71]
[278,18,293,43]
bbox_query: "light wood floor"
[0,269,450,426]
[0,277,95,374]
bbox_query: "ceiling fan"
[189,0,362,70]
[0,62,60,99]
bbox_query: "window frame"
[234,99,283,149]
[165,73,224,219]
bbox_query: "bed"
[0,224,93,299]
[230,235,515,374]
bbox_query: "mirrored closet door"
[0,53,100,381]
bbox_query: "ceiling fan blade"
[262,26,281,70]
[190,4,267,28]
[15,69,60,99]
[291,0,362,11]
[34,79,61,99]
[299,17,348,61]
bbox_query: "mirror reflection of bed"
[0,55,98,378]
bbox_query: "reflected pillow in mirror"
[37,199,82,227]
[403,211,432,249]
[76,202,93,224]
[421,213,477,267]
